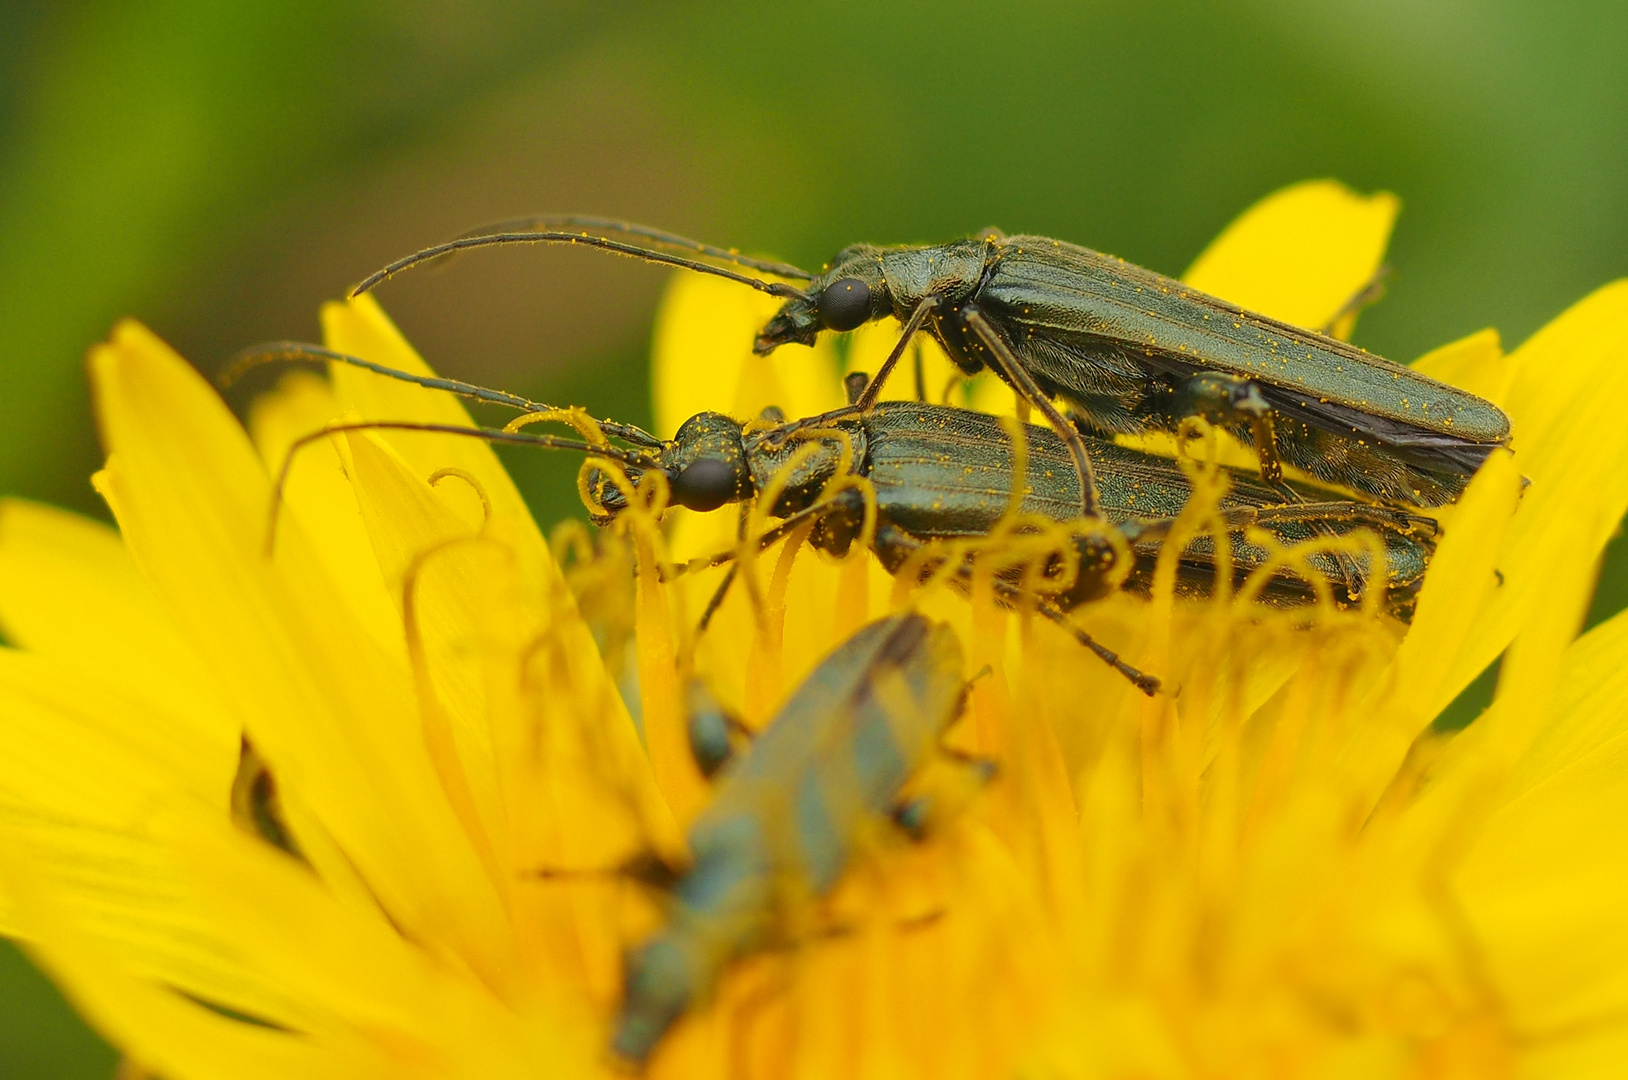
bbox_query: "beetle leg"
[1267,480,1364,602]
[684,679,755,777]
[663,501,831,582]
[696,563,739,633]
[890,796,933,839]
[843,370,869,406]
[790,908,949,949]
[960,306,1104,518]
[522,852,684,896]
[873,523,1156,693]
[935,744,999,776]
[693,504,751,631]
[683,500,843,636]
[1033,601,1161,695]
[1172,371,1286,482]
[1249,410,1285,483]
[1320,264,1392,339]
[891,746,998,839]
[854,295,939,412]
[1121,500,1416,544]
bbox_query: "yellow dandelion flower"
[2,180,1628,1079]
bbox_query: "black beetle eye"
[670,458,738,512]
[818,277,872,332]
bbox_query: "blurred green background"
[1,1,1625,1074]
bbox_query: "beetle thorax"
[742,423,869,517]
[879,239,990,317]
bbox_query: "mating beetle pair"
[354,214,1509,514]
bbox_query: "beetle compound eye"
[818,277,872,331]
[670,459,738,512]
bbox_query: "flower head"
[3,181,1628,1078]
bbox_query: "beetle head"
[588,411,752,521]
[611,934,701,1065]
[754,244,890,354]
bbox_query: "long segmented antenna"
[220,341,665,448]
[450,215,815,281]
[265,419,653,555]
[351,230,811,301]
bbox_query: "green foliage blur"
[1,1,1625,1074]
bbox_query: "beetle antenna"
[351,230,810,302]
[220,341,664,448]
[265,420,652,555]
[449,216,815,280]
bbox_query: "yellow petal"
[1410,327,1513,406]
[1476,512,1599,775]
[654,271,777,435]
[0,648,302,1025]
[0,499,235,757]
[1341,452,1522,785]
[323,305,679,862]
[844,319,972,408]
[0,821,376,1080]
[1343,288,1628,794]
[1506,604,1628,798]
[320,294,547,560]
[652,272,844,437]
[340,429,511,870]
[1183,179,1399,332]
[1520,1027,1628,1080]
[0,649,226,824]
[319,298,650,815]
[1436,280,1628,700]
[88,320,513,985]
[246,370,399,651]
[172,809,559,1069]
[1454,613,1628,1034]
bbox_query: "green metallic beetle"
[612,611,968,1064]
[349,215,1510,513]
[247,344,1438,698]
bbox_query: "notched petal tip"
[89,320,185,398]
[320,290,392,339]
